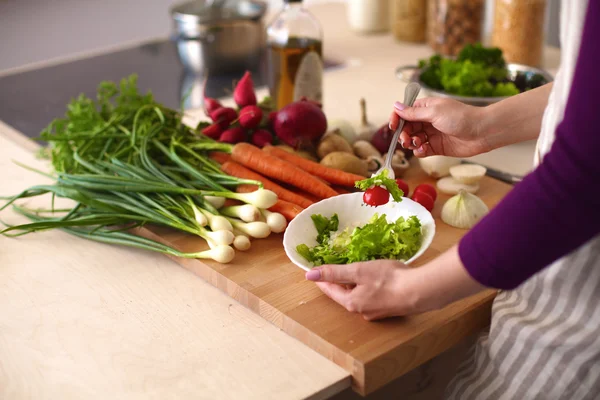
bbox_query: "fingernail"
[394,102,406,111]
[400,140,405,148]
[388,122,393,130]
[412,138,417,147]
[417,146,425,153]
[306,269,321,281]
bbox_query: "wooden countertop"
[0,122,350,400]
[0,2,561,399]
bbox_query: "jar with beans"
[427,0,485,56]
[491,0,547,67]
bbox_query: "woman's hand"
[306,260,427,320]
[306,245,487,321]
[390,83,554,158]
[390,97,488,158]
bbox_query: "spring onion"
[0,74,279,263]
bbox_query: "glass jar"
[347,0,390,34]
[427,0,485,56]
[391,0,427,43]
[491,0,547,66]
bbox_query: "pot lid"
[171,0,267,24]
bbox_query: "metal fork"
[372,82,421,179]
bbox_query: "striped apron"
[444,1,600,398]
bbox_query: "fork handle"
[384,82,421,168]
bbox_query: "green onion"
[0,74,279,263]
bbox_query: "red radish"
[251,129,273,148]
[363,186,389,207]
[219,127,247,144]
[204,97,222,116]
[233,71,257,108]
[267,111,278,129]
[412,191,434,212]
[413,183,437,201]
[210,107,238,129]
[395,179,410,197]
[273,99,327,147]
[239,105,263,129]
[201,122,222,139]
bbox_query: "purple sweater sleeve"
[458,0,600,290]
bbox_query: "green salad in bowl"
[296,212,423,266]
[282,192,436,271]
[396,43,553,106]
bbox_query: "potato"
[317,132,353,160]
[320,152,370,177]
[275,145,295,153]
[297,150,318,162]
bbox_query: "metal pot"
[395,62,554,107]
[170,0,268,74]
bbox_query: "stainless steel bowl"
[171,0,268,74]
[395,62,554,106]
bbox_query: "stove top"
[0,39,343,139]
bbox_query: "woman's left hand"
[305,260,432,320]
[305,246,487,321]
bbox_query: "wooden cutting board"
[139,162,513,396]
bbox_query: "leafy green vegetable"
[456,43,505,68]
[311,213,339,244]
[355,169,403,202]
[418,43,520,98]
[296,213,422,266]
[1,74,264,262]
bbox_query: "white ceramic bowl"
[283,192,436,271]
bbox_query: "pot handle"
[173,32,216,43]
[395,65,419,82]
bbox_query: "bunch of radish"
[200,71,328,149]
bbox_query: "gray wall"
[0,0,561,72]
[0,0,308,71]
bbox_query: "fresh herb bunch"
[38,75,191,174]
[418,43,522,97]
[1,75,277,263]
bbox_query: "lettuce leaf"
[311,213,339,244]
[296,213,422,266]
[355,169,404,202]
[418,43,521,98]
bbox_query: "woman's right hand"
[390,97,489,158]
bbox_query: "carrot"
[221,160,314,209]
[269,200,305,221]
[223,199,241,207]
[230,143,339,199]
[262,146,364,187]
[333,185,351,194]
[288,187,321,203]
[209,151,232,164]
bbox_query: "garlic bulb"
[418,156,461,178]
[327,118,357,144]
[441,190,489,229]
